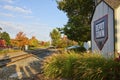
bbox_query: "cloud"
[0,12,15,17]
[0,21,53,41]
[0,20,24,31]
[1,0,14,3]
[25,23,53,41]
[0,20,25,38]
[3,5,32,14]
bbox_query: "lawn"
[0,48,21,54]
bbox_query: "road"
[0,48,57,80]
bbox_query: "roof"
[104,0,120,9]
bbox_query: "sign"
[84,41,91,50]
[94,15,108,50]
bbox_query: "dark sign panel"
[94,15,108,50]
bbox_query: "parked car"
[67,45,80,50]
[66,45,86,52]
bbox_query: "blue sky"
[0,0,68,41]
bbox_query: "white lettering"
[95,22,105,38]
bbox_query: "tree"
[1,32,11,46]
[0,27,2,38]
[15,32,29,49]
[40,41,50,47]
[29,36,39,47]
[50,29,61,47]
[57,35,78,48]
[56,0,95,42]
[44,41,50,47]
[0,27,2,31]
[11,39,18,47]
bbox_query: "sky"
[0,0,68,41]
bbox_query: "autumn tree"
[15,32,29,50]
[56,0,95,43]
[11,39,18,47]
[50,29,61,47]
[58,35,78,48]
[29,36,39,47]
[1,32,11,46]
[44,41,50,47]
[40,41,50,48]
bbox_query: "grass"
[42,51,120,80]
[0,49,21,54]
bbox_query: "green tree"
[0,27,2,38]
[56,0,95,42]
[57,35,78,48]
[1,32,11,45]
[29,36,39,47]
[50,29,61,47]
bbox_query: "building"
[91,0,120,57]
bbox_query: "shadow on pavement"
[0,48,58,80]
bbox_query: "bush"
[77,46,86,52]
[42,51,80,79]
[42,52,120,80]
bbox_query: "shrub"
[42,52,120,80]
[42,51,80,79]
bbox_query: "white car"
[66,45,80,50]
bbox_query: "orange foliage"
[14,32,29,49]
